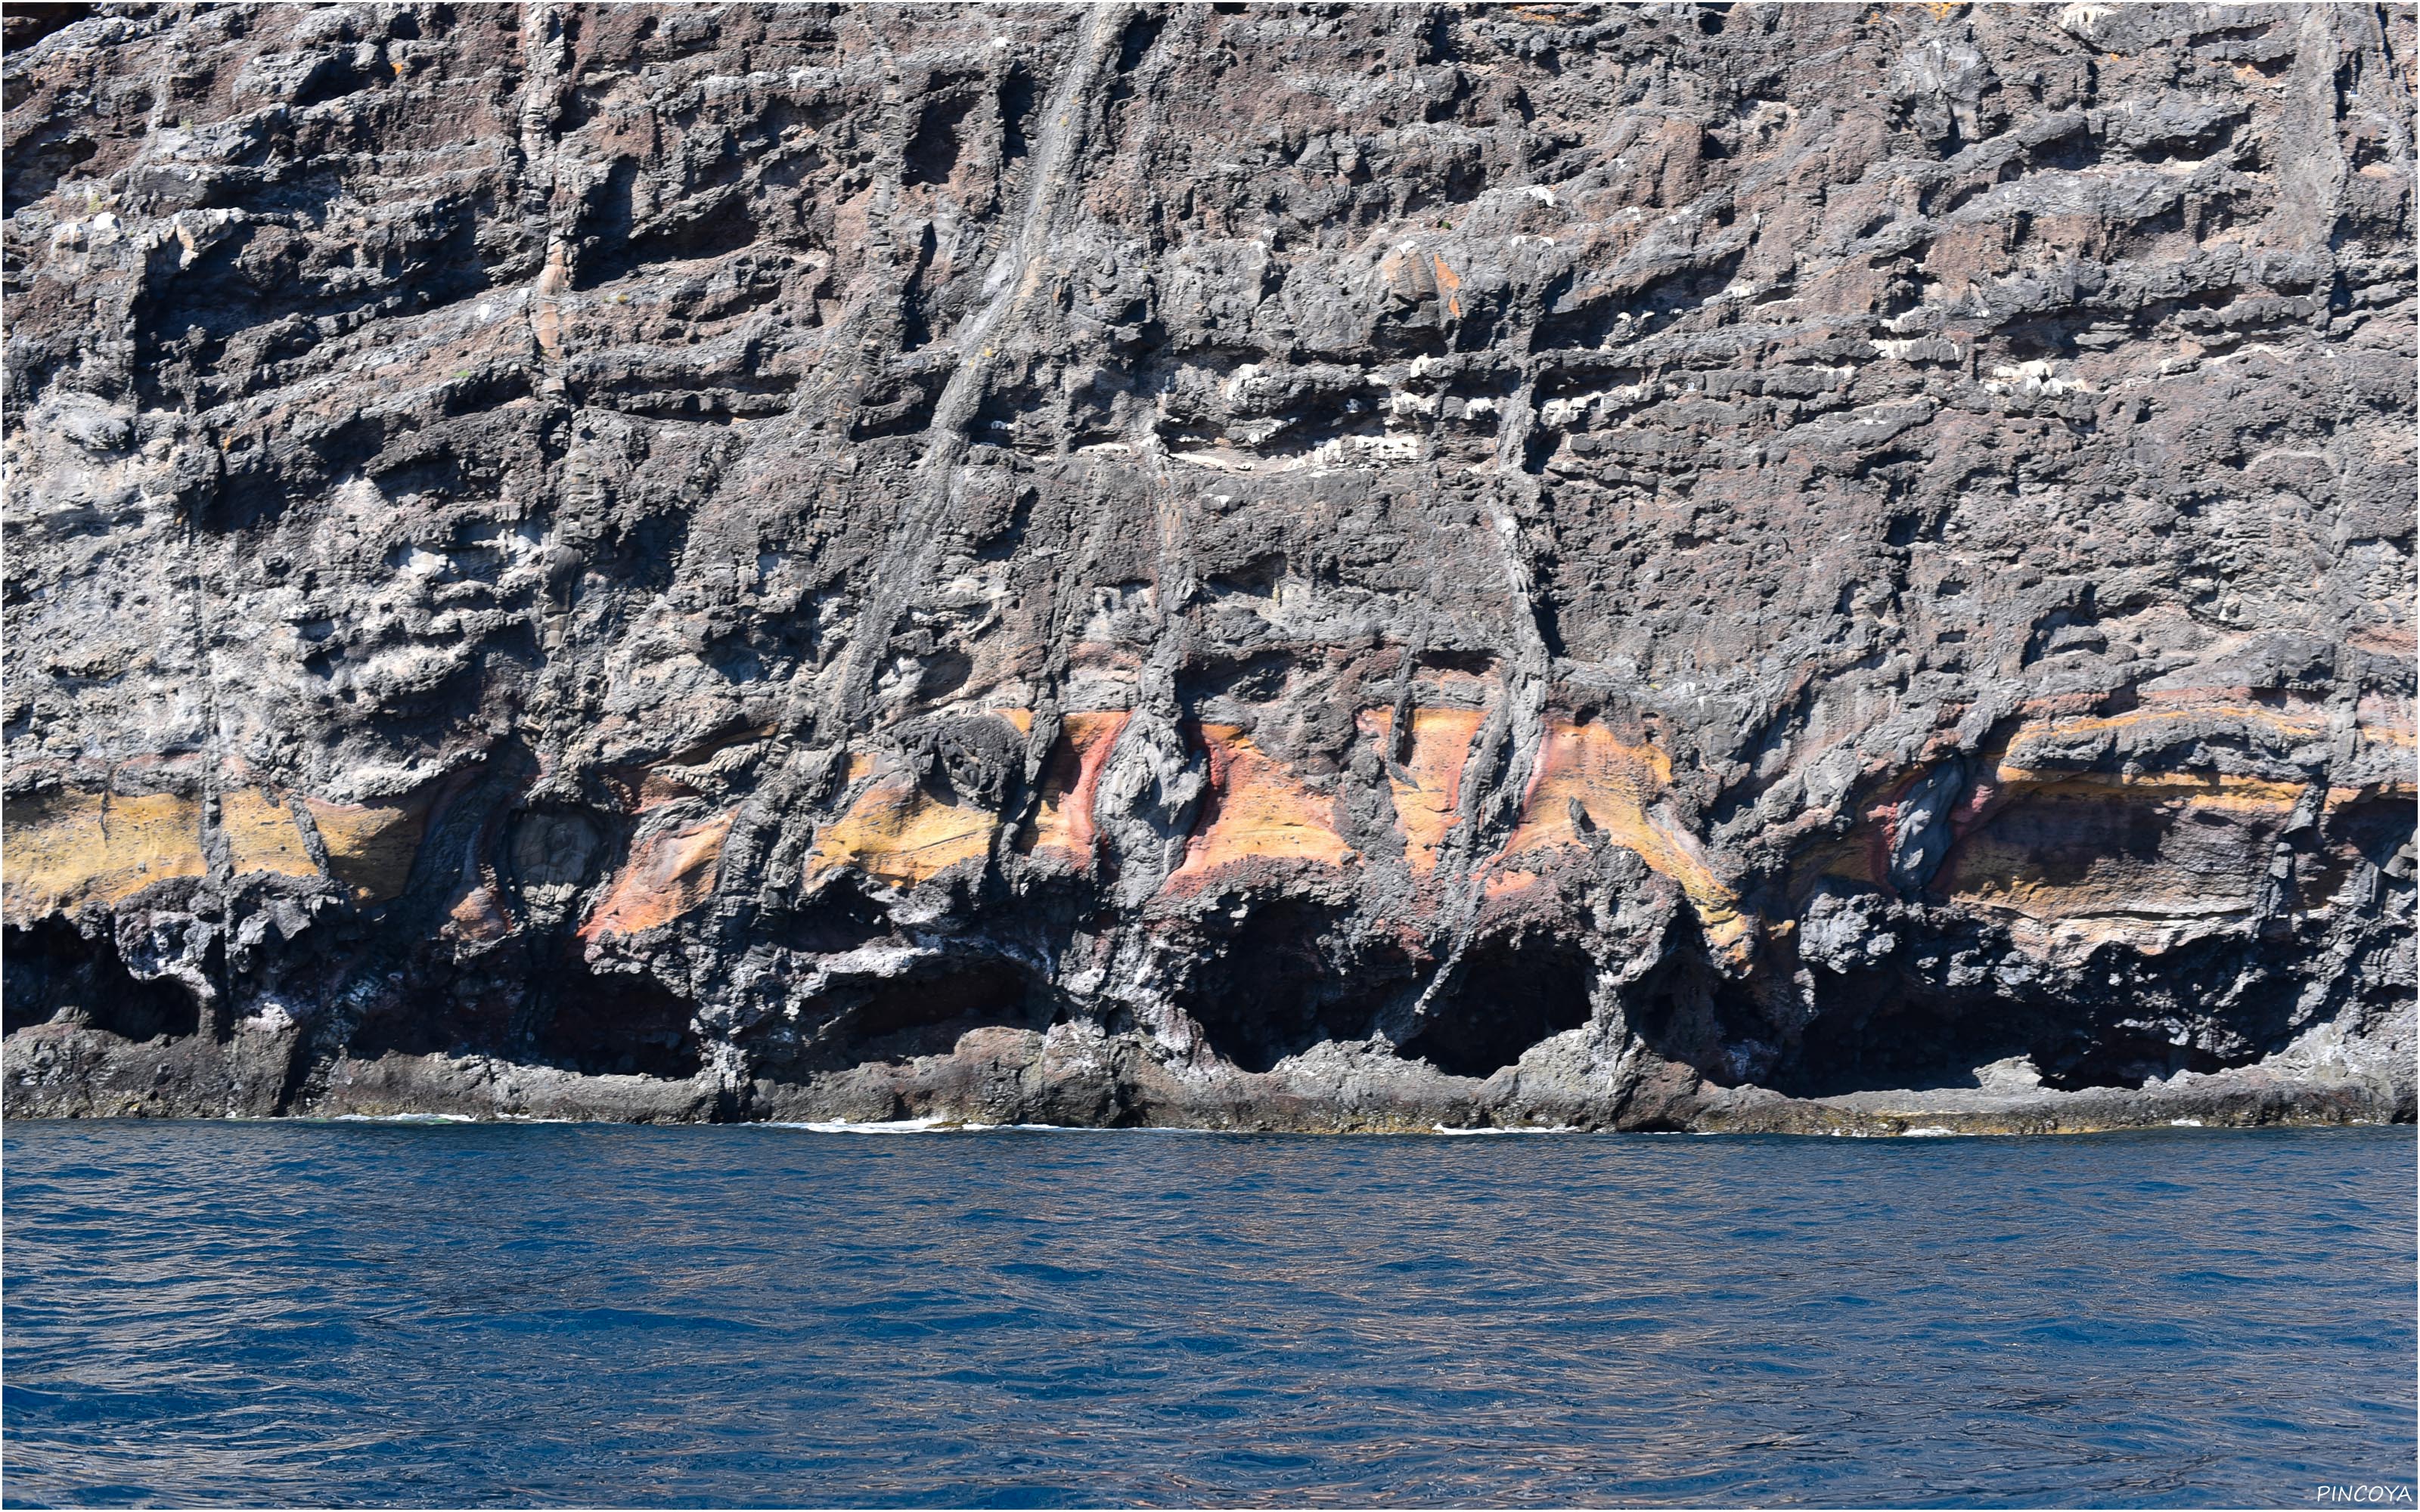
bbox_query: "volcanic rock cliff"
[5,2,2414,1131]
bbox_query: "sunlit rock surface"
[5,2,2412,1130]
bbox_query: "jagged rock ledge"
[8,1012,2408,1136]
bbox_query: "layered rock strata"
[5,2,2413,1131]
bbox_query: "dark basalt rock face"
[5,2,2412,1132]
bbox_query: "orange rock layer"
[1022,711,1130,867]
[2,785,429,922]
[1497,720,1745,939]
[808,767,996,888]
[10,701,2409,965]
[1359,706,1485,873]
[1796,704,2420,947]
[581,811,735,940]
[1167,723,1354,886]
[2,790,207,919]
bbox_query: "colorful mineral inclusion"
[1166,723,1351,885]
[582,810,735,939]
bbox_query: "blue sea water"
[2,1122,2411,1509]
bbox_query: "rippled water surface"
[4,1123,2411,1507]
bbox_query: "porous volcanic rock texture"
[5,2,2414,1130]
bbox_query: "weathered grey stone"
[3,3,2412,1133]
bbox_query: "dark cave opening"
[777,884,894,956]
[1179,903,1409,1074]
[346,958,706,1080]
[345,974,515,1064]
[1774,948,2302,1098]
[1399,934,1596,1079]
[1780,983,2077,1098]
[2042,1026,2244,1093]
[829,960,1055,1064]
[535,968,706,1080]
[903,91,978,187]
[1,920,203,1042]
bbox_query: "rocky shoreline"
[9,1009,2409,1136]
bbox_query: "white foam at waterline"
[1903,1126,1958,1137]
[767,1118,1165,1134]
[770,1117,966,1134]
[327,1113,478,1123]
[768,1120,1596,1136]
